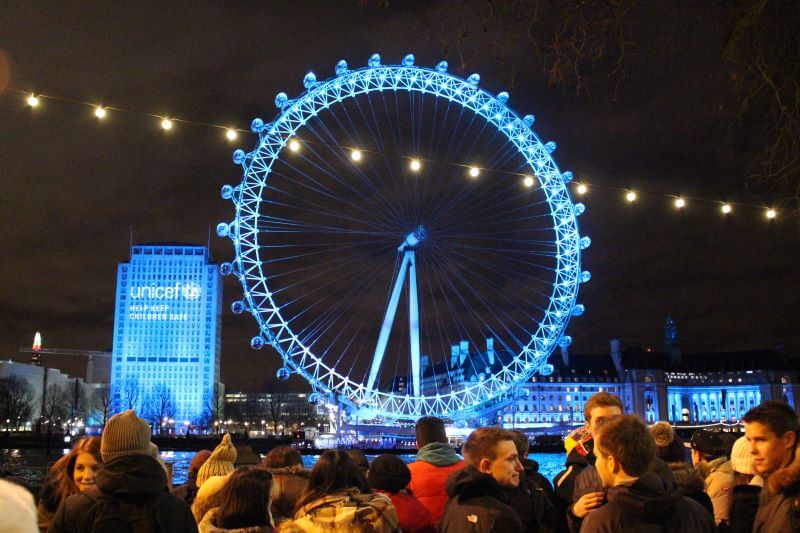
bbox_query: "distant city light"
[350,149,362,161]
[721,203,732,214]
[626,190,637,203]
[225,129,237,140]
[468,166,480,178]
[766,208,777,219]
[576,184,587,195]
[161,118,173,130]
[27,94,40,107]
[288,139,301,152]
[409,159,421,172]
[523,176,535,188]
[94,106,107,119]
[675,197,686,209]
[32,332,42,351]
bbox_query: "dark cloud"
[1,2,798,391]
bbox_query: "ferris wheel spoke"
[307,106,406,223]
[425,243,547,329]
[260,196,397,235]
[430,242,558,298]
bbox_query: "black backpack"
[86,495,159,533]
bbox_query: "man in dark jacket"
[440,426,524,532]
[580,415,714,532]
[742,400,800,533]
[509,430,558,532]
[49,410,197,533]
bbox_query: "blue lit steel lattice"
[219,53,588,421]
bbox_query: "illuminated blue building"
[111,244,221,428]
[385,317,798,430]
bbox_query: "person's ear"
[608,454,621,475]
[478,458,493,474]
[782,431,797,451]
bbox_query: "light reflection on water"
[2,448,564,488]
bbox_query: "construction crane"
[19,332,111,383]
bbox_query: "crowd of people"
[0,395,797,532]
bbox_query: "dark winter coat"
[667,461,714,517]
[579,470,715,533]
[171,475,200,506]
[521,458,556,504]
[506,464,558,533]
[725,483,760,533]
[48,454,197,533]
[753,449,800,533]
[439,465,524,532]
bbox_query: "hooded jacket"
[506,466,557,533]
[753,448,800,533]
[264,465,310,523]
[276,488,400,532]
[439,465,524,533]
[695,456,733,524]
[198,508,272,533]
[579,470,715,533]
[47,454,197,533]
[408,443,465,524]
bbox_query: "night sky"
[1,2,798,392]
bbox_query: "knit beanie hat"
[368,454,411,493]
[730,436,755,475]
[101,410,151,461]
[196,433,237,487]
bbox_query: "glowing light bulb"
[161,118,173,130]
[288,139,301,152]
[626,190,637,203]
[675,197,686,209]
[409,159,421,172]
[350,149,362,161]
[576,184,587,195]
[766,208,777,219]
[27,94,40,107]
[468,166,480,178]
[721,203,732,214]
[523,176,535,188]
[225,128,237,140]
[94,106,106,119]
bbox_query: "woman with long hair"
[277,450,400,532]
[198,467,273,532]
[37,436,102,531]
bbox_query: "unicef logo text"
[129,282,202,301]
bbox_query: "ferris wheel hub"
[398,225,427,251]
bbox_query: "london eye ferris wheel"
[218,53,589,421]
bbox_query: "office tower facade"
[111,244,221,427]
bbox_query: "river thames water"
[2,448,564,489]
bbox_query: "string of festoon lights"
[10,86,780,221]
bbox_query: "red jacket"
[408,458,465,526]
[376,490,436,533]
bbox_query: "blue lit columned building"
[111,244,221,426]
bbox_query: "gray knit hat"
[101,410,151,461]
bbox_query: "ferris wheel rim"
[222,55,586,420]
